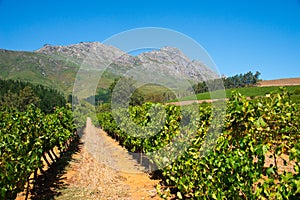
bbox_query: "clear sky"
[0,0,299,80]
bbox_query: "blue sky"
[0,0,299,80]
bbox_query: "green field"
[170,85,300,102]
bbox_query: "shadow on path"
[29,129,83,200]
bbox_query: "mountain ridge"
[0,42,218,98]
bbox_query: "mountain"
[36,43,217,81]
[36,42,138,68]
[0,42,218,98]
[137,46,217,81]
[0,49,78,93]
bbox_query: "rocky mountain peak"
[36,42,137,68]
[137,46,217,81]
[35,42,218,81]
[36,42,123,58]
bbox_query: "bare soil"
[257,77,300,86]
[167,98,225,106]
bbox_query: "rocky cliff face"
[137,46,218,81]
[37,42,138,68]
[36,42,218,82]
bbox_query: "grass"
[171,85,300,102]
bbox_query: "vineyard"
[0,104,76,199]
[97,88,300,199]
[1,87,299,199]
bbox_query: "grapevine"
[97,88,300,199]
[0,104,75,199]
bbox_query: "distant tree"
[108,78,120,98]
[0,91,18,109]
[85,78,119,106]
[193,70,261,94]
[253,71,261,84]
[108,77,145,107]
[90,77,146,108]
[1,86,40,111]
[130,89,145,106]
[163,91,176,101]
[67,94,79,105]
[0,79,66,113]
[18,86,40,109]
[192,81,208,94]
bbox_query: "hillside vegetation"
[0,49,78,94]
[0,42,219,100]
[0,79,66,113]
[172,85,300,103]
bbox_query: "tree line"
[192,71,261,94]
[85,77,145,107]
[0,79,66,113]
[86,71,261,106]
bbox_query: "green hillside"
[172,85,300,102]
[0,49,79,94]
[1,49,299,103]
[0,49,182,101]
[0,49,121,96]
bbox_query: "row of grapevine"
[97,88,300,199]
[0,104,76,199]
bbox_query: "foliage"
[85,88,111,105]
[0,105,75,199]
[97,88,300,199]
[0,79,66,113]
[192,71,261,94]
[223,71,261,88]
[87,77,145,107]
[1,86,40,111]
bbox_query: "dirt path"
[55,117,160,200]
[16,117,160,199]
[167,98,227,106]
